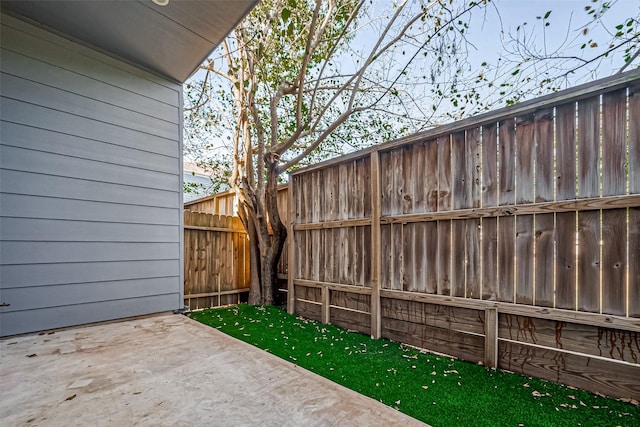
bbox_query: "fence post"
[322,285,330,323]
[287,177,296,314]
[370,150,382,339]
[484,307,498,368]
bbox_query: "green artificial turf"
[189,304,639,427]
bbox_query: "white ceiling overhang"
[1,0,258,83]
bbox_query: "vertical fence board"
[576,211,599,312]
[392,224,404,290]
[425,222,438,294]
[499,118,516,205]
[535,108,554,203]
[534,213,555,307]
[516,114,535,204]
[601,90,627,197]
[556,212,576,310]
[438,135,452,211]
[482,123,498,207]
[556,102,577,201]
[437,220,451,295]
[381,224,391,290]
[466,219,481,299]
[403,223,417,292]
[412,143,426,213]
[601,209,626,316]
[515,215,534,304]
[577,96,600,198]
[380,152,392,217]
[482,218,498,300]
[391,149,403,216]
[498,216,514,303]
[452,131,469,209]
[467,127,482,208]
[425,140,439,212]
[402,145,416,214]
[451,220,466,297]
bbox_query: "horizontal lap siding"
[0,14,182,336]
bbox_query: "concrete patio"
[0,313,427,426]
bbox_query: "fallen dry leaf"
[444,370,459,374]
[422,386,429,390]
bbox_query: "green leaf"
[543,10,551,19]
[281,8,291,22]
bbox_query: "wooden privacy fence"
[184,186,290,280]
[183,210,250,309]
[287,71,640,400]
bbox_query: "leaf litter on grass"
[190,304,640,427]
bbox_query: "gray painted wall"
[0,13,183,336]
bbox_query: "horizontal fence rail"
[287,71,640,400]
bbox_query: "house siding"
[0,13,183,336]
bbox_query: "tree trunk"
[237,152,287,306]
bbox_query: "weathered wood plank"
[577,96,600,198]
[556,102,577,201]
[425,221,438,294]
[535,108,555,203]
[601,209,626,316]
[576,211,600,312]
[534,213,555,308]
[482,123,498,207]
[498,341,640,400]
[499,118,516,205]
[601,89,627,197]
[498,313,640,364]
[382,317,485,363]
[436,220,451,295]
[330,291,371,313]
[425,139,439,212]
[467,127,482,209]
[437,135,452,211]
[451,220,466,297]
[380,151,392,217]
[451,131,468,209]
[379,288,640,332]
[412,143,426,213]
[466,219,481,299]
[295,299,322,322]
[380,224,391,290]
[391,223,404,291]
[381,298,485,335]
[403,223,417,292]
[482,217,498,300]
[402,145,416,214]
[391,148,403,216]
[331,307,370,334]
[497,216,515,303]
[515,215,534,305]
[516,114,535,204]
[413,222,428,293]
[555,212,576,310]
